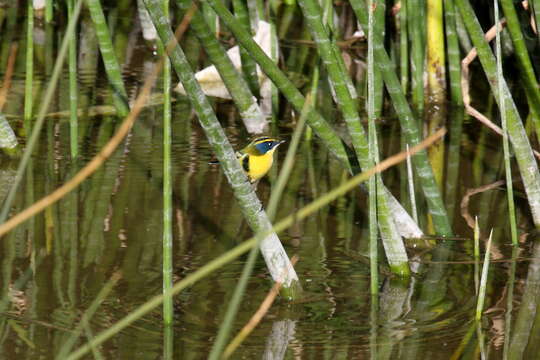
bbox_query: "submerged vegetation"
[0,0,539,358]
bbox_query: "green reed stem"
[267,110,307,221]
[399,0,408,92]
[24,1,34,133]
[476,229,493,321]
[300,0,409,274]
[208,97,308,360]
[0,0,83,224]
[495,1,518,246]
[427,0,447,192]
[444,0,462,105]
[67,130,443,360]
[444,0,465,223]
[407,0,424,116]
[232,0,260,95]
[68,0,79,158]
[201,1,217,34]
[368,0,379,294]
[45,0,53,23]
[426,0,446,106]
[85,0,130,117]
[177,0,267,134]
[208,0,423,240]
[159,0,174,352]
[500,0,540,139]
[474,216,480,293]
[456,0,540,229]
[351,0,453,237]
[278,2,296,39]
[372,0,385,117]
[143,0,301,294]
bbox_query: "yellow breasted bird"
[237,137,285,183]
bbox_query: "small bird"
[237,137,285,183]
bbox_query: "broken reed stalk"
[476,229,493,320]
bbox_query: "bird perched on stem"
[237,137,285,183]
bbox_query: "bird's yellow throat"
[237,137,284,182]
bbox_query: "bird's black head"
[253,137,285,154]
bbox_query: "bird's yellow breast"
[238,147,279,182]
[247,153,274,182]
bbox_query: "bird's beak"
[277,140,286,146]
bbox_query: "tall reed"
[495,0,518,245]
[444,0,464,222]
[407,0,425,116]
[24,1,33,134]
[159,0,174,358]
[67,0,78,158]
[86,0,130,116]
[399,0,408,91]
[232,0,260,95]
[368,0,379,293]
